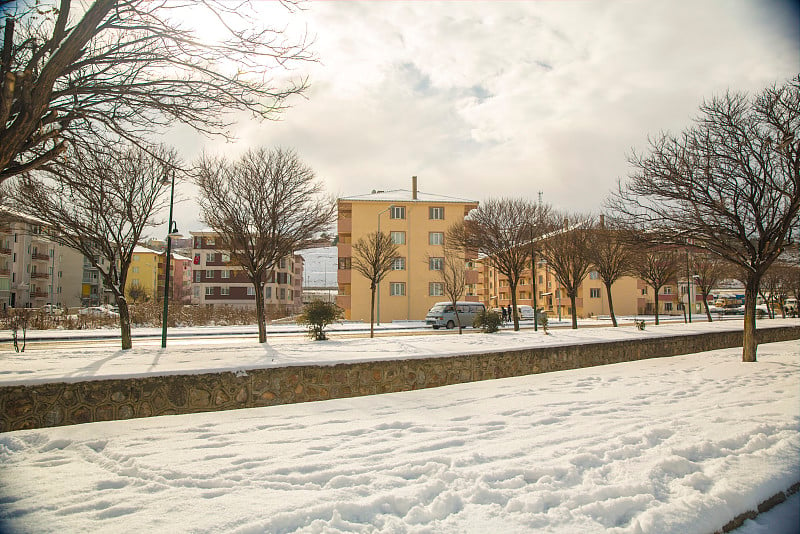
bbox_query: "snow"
[2,318,796,386]
[0,320,799,533]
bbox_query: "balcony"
[338,217,352,233]
[31,290,49,298]
[31,272,50,279]
[31,252,50,261]
[0,268,9,276]
[0,247,11,255]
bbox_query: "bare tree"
[609,78,800,361]
[539,214,594,329]
[430,243,467,333]
[785,265,800,310]
[448,198,551,331]
[195,147,335,344]
[351,231,399,338]
[10,142,178,349]
[586,218,633,327]
[0,0,312,184]
[690,253,730,322]
[757,268,782,319]
[631,248,681,325]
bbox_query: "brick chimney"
[412,175,417,200]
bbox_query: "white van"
[425,301,486,329]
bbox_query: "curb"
[714,481,800,533]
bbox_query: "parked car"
[516,305,535,321]
[426,301,486,329]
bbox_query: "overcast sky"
[160,0,799,239]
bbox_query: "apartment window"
[247,286,255,296]
[641,288,648,295]
[220,287,230,296]
[195,271,201,282]
[206,270,214,279]
[265,287,272,299]
[279,258,286,269]
[221,270,230,279]
[589,271,599,280]
[590,288,601,298]
[429,232,444,245]
[131,279,140,288]
[206,237,215,246]
[390,206,405,219]
[222,253,230,263]
[429,282,444,296]
[390,282,406,296]
[206,253,215,262]
[392,257,406,270]
[429,206,444,220]
[390,231,406,245]
[664,302,673,311]
[132,255,138,262]
[131,266,139,274]
[429,257,443,270]
[288,289,293,300]
[280,287,286,300]
[205,286,214,296]
[338,257,351,270]
[663,287,672,295]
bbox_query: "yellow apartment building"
[125,245,160,300]
[479,259,701,320]
[337,177,479,322]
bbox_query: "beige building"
[337,177,479,322]
[0,214,84,310]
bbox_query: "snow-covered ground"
[1,318,797,386]
[0,321,798,533]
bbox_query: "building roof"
[133,245,160,254]
[339,189,478,204]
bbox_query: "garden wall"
[2,325,799,432]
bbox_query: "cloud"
[159,0,799,237]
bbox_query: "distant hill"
[298,246,337,289]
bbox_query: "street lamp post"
[685,248,692,323]
[376,205,392,325]
[161,172,180,348]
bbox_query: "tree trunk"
[369,283,376,338]
[742,274,760,362]
[255,282,266,343]
[701,290,713,322]
[569,292,578,329]
[117,295,132,350]
[510,281,519,331]
[654,291,660,325]
[605,281,618,327]
[453,300,463,334]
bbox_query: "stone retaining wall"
[2,325,798,432]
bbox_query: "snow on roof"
[133,245,160,254]
[340,189,478,204]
